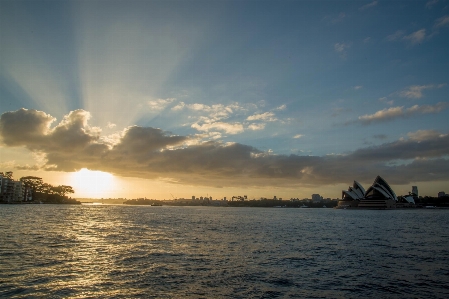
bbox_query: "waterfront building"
[337,176,405,209]
[438,191,447,198]
[396,194,415,207]
[0,176,22,202]
[0,176,15,202]
[312,194,323,203]
[412,186,418,196]
[13,181,24,202]
[358,176,397,209]
[337,181,365,208]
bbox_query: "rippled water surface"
[1,205,449,298]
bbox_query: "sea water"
[1,205,448,298]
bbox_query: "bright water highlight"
[1,205,449,298]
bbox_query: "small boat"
[151,203,163,206]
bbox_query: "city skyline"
[1,0,448,199]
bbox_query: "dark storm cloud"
[1,108,449,187]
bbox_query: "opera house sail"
[358,176,397,209]
[337,176,403,209]
[338,181,365,208]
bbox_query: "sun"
[70,168,114,198]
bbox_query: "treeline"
[20,176,78,204]
[123,198,160,205]
[415,196,449,207]
[227,199,338,208]
[0,172,78,204]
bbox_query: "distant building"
[438,191,447,198]
[13,181,24,202]
[312,194,323,203]
[412,186,418,196]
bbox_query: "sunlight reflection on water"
[1,205,449,298]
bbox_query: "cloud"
[334,42,352,59]
[2,108,449,188]
[172,102,186,111]
[275,104,287,111]
[148,98,176,110]
[387,29,428,45]
[246,112,277,122]
[426,0,439,8]
[353,86,363,90]
[386,30,405,41]
[355,102,448,124]
[0,108,56,147]
[191,121,244,135]
[350,132,449,162]
[403,29,426,45]
[359,1,378,11]
[106,122,117,129]
[334,42,350,53]
[400,84,446,98]
[248,123,266,131]
[171,101,284,136]
[293,134,304,139]
[379,97,394,105]
[172,102,244,122]
[407,102,448,113]
[407,130,447,142]
[358,106,403,124]
[0,160,16,169]
[435,15,449,28]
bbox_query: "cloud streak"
[386,29,427,45]
[355,102,448,125]
[1,108,449,188]
[399,84,445,99]
[359,1,378,11]
[403,29,426,45]
[334,42,351,58]
[435,15,449,28]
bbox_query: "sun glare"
[70,168,114,198]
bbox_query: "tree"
[1,171,13,179]
[41,183,54,194]
[53,185,74,197]
[19,176,76,203]
[20,176,44,193]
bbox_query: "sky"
[0,0,448,200]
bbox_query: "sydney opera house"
[337,176,414,209]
